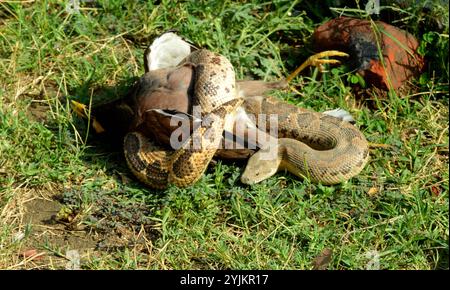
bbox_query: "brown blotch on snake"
[124,133,147,172]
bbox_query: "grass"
[0,0,448,269]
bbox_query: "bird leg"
[286,50,349,83]
[237,51,348,98]
[71,100,105,133]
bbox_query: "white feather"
[146,32,192,71]
[323,108,355,123]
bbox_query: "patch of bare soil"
[20,198,97,269]
[26,102,51,123]
[24,198,97,248]
[18,189,160,269]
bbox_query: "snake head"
[240,146,281,185]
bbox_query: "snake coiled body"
[124,49,241,189]
[240,96,369,184]
[123,49,369,189]
[184,50,237,113]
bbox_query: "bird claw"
[286,50,349,82]
[308,50,349,60]
[312,58,341,66]
[71,100,105,133]
[71,100,88,118]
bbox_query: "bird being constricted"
[72,32,369,189]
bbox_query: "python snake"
[124,49,369,189]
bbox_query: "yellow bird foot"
[71,100,89,119]
[286,50,349,83]
[70,100,105,133]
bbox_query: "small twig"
[120,35,139,75]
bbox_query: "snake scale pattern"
[123,49,369,189]
[124,49,242,189]
[240,96,369,185]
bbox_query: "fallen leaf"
[21,249,37,258]
[312,248,333,270]
[431,186,441,197]
[368,187,378,197]
[20,249,45,260]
